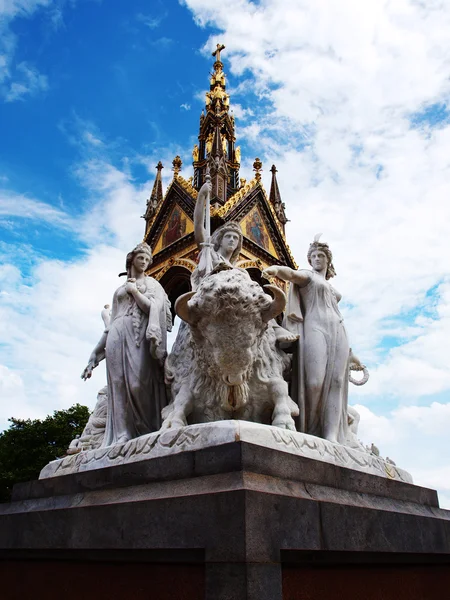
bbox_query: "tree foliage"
[0,404,90,502]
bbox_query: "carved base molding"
[40,420,412,483]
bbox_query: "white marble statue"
[192,177,297,345]
[81,243,172,445]
[263,235,365,444]
[191,174,243,290]
[162,268,299,430]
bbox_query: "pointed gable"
[143,45,297,293]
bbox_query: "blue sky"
[1,0,450,505]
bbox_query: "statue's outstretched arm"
[194,179,211,247]
[263,266,311,287]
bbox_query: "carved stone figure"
[81,243,172,445]
[67,386,108,453]
[192,179,297,346]
[346,405,366,451]
[263,235,364,444]
[162,269,299,430]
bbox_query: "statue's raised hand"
[263,266,279,279]
[197,179,212,206]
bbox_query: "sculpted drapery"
[264,235,362,444]
[82,243,171,446]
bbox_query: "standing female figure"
[263,236,362,443]
[81,243,172,445]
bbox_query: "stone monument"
[2,47,450,600]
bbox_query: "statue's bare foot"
[274,326,299,344]
[272,415,296,431]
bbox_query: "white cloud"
[4,61,48,101]
[0,0,52,101]
[353,402,450,508]
[0,189,73,228]
[137,12,166,30]
[180,103,191,111]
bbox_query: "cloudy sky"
[1,0,450,505]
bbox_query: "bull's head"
[175,273,286,413]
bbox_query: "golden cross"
[212,43,225,62]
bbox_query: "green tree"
[0,404,90,502]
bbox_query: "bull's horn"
[262,284,286,323]
[175,291,197,325]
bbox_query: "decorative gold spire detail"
[205,44,230,116]
[172,155,182,177]
[253,157,262,182]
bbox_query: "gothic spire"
[208,124,229,205]
[143,161,164,225]
[193,43,239,199]
[269,164,289,231]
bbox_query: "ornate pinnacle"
[172,155,182,177]
[253,157,263,182]
[142,161,164,223]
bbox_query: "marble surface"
[40,420,412,483]
[162,269,299,431]
[263,234,368,444]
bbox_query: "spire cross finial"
[212,43,225,64]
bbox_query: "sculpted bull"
[161,269,299,430]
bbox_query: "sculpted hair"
[126,242,153,277]
[211,222,243,265]
[307,239,336,280]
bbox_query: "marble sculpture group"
[74,174,372,458]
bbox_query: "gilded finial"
[172,155,182,177]
[253,157,262,182]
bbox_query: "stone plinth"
[1,422,450,600]
[39,420,412,483]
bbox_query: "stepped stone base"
[1,422,449,600]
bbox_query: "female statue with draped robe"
[263,235,363,444]
[81,243,172,445]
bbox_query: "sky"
[1,0,450,505]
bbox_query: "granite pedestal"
[1,422,450,600]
